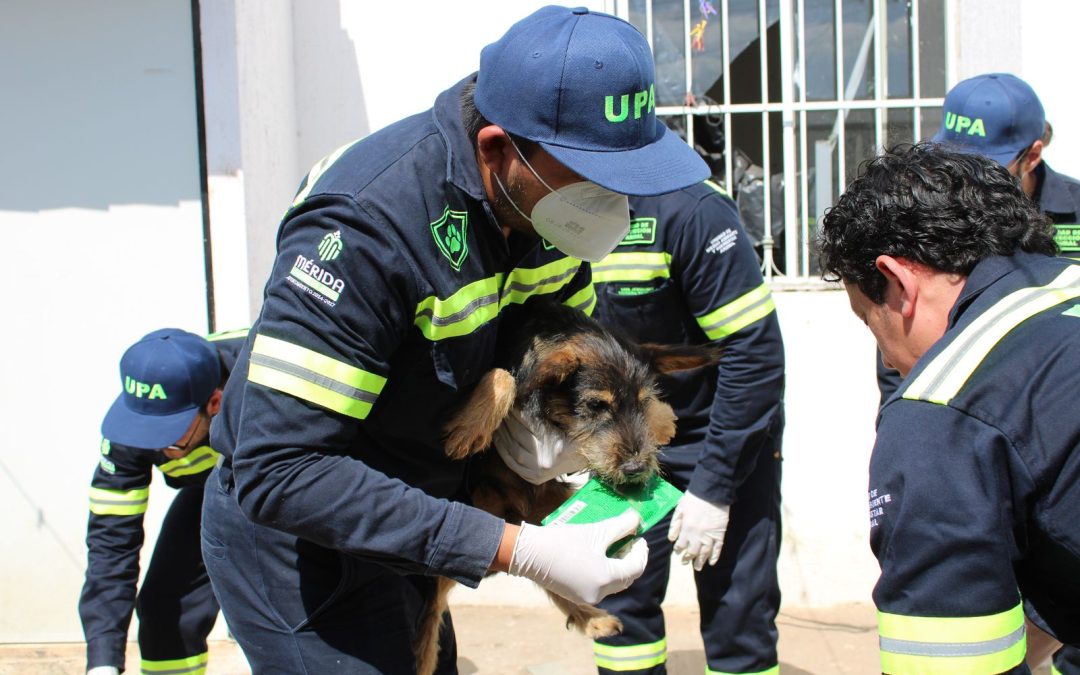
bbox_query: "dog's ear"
[531,344,581,388]
[638,343,721,374]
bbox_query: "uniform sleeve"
[869,401,1029,674]
[229,194,504,585]
[78,439,153,671]
[559,257,596,316]
[672,191,785,505]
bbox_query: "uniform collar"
[948,251,1046,327]
[1035,162,1080,215]
[432,74,486,201]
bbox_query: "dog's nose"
[619,459,649,479]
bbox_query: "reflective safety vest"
[870,253,1080,673]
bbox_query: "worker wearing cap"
[79,328,246,675]
[200,5,710,671]
[589,181,785,675]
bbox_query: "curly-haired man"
[819,142,1079,674]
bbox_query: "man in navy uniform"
[79,327,246,675]
[589,180,785,675]
[200,5,712,672]
[821,143,1079,673]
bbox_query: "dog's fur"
[415,300,720,675]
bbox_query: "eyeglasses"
[165,410,208,455]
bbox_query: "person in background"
[820,142,1078,673]
[199,5,712,672]
[79,327,246,675]
[590,180,785,675]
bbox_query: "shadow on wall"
[292,0,369,176]
[0,1,202,211]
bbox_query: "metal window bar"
[912,0,921,140]
[796,0,810,276]
[618,0,950,280]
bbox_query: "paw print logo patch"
[431,206,470,271]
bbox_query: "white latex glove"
[667,491,730,571]
[87,667,120,675]
[509,509,648,605]
[492,408,587,485]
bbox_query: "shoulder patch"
[618,217,657,246]
[431,206,470,271]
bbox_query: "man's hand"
[668,491,730,571]
[492,409,587,485]
[87,667,120,675]
[508,510,648,605]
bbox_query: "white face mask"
[493,139,630,262]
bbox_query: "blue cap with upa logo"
[931,73,1045,167]
[101,328,221,450]
[475,5,709,196]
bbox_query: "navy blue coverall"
[200,75,596,673]
[78,331,244,674]
[871,252,1080,673]
[590,181,785,675]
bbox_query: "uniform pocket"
[594,278,694,345]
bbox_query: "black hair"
[460,81,539,158]
[816,142,1057,303]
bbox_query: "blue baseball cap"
[931,73,1045,167]
[475,5,709,196]
[101,328,221,449]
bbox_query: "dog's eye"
[584,399,610,414]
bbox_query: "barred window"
[616,0,952,280]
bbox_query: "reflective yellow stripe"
[878,604,1026,674]
[707,666,779,675]
[565,283,597,317]
[414,275,503,341]
[1053,664,1065,675]
[904,265,1080,404]
[415,259,583,341]
[292,140,359,207]
[593,638,667,671]
[697,282,775,340]
[205,327,249,342]
[704,179,731,196]
[500,258,583,308]
[141,651,208,675]
[248,334,386,420]
[89,486,149,516]
[159,446,220,478]
[592,251,671,283]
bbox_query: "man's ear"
[476,125,515,175]
[206,388,224,417]
[875,255,919,318]
[1022,139,1044,174]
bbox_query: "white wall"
[953,0,1080,179]
[0,0,211,642]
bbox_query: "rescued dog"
[416,299,720,675]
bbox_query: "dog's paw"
[444,427,492,459]
[584,613,623,639]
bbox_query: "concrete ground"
[1,603,882,674]
[0,602,1058,674]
